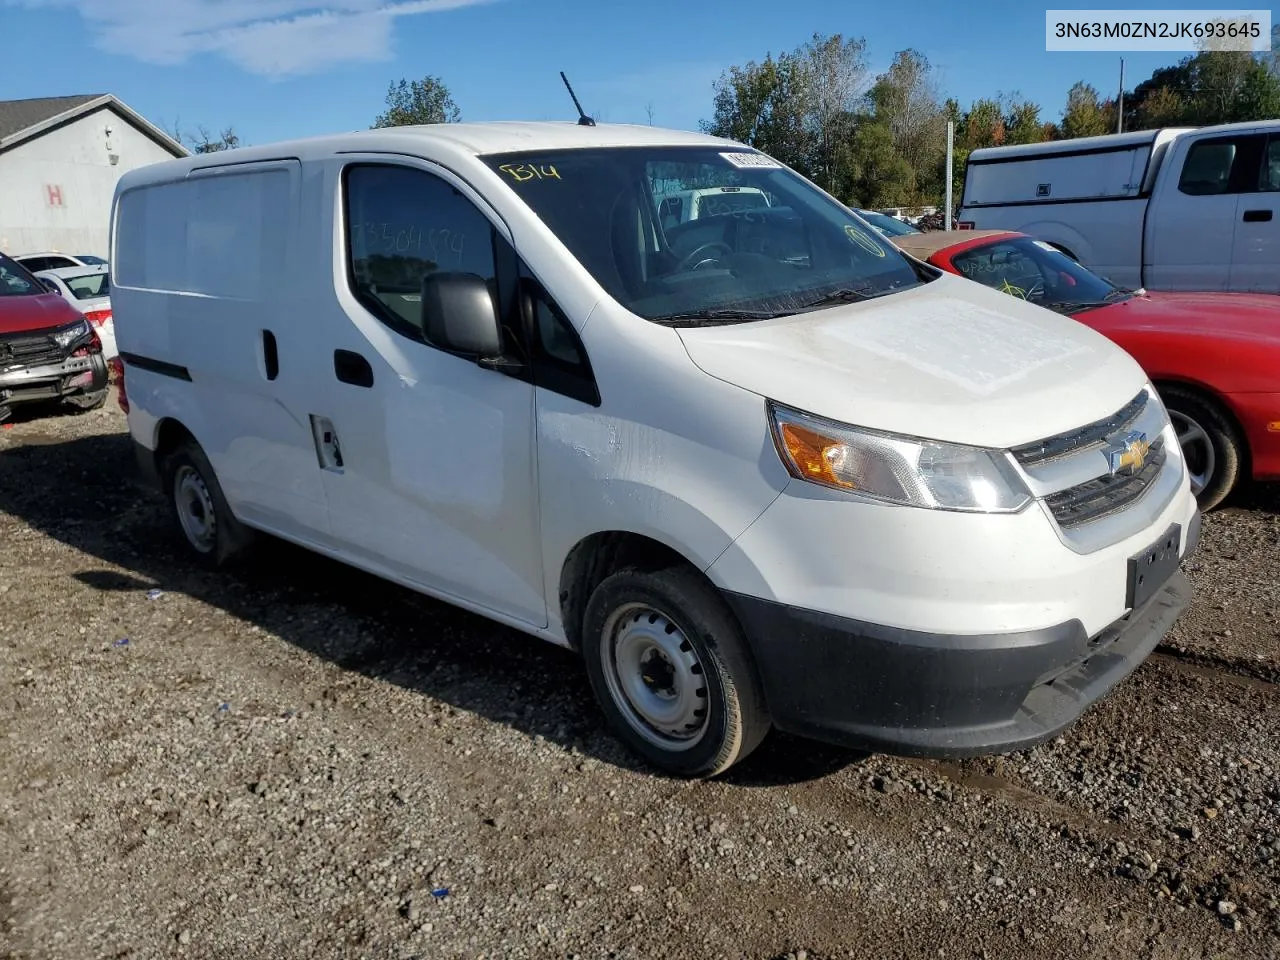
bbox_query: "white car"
[13,252,108,273]
[33,265,116,359]
[108,122,1199,777]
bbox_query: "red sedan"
[891,230,1280,510]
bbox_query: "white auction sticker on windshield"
[720,152,781,169]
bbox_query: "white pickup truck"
[957,120,1280,293]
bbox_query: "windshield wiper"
[1041,300,1114,314]
[1103,287,1134,302]
[649,308,786,326]
[795,287,875,311]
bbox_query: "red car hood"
[1081,290,1280,342]
[0,292,84,335]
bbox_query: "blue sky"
[3,0,1202,145]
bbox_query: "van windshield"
[482,147,930,324]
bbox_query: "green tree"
[373,75,460,128]
[704,52,816,176]
[846,121,915,207]
[869,49,945,200]
[963,98,1006,149]
[1004,97,1045,145]
[1061,82,1113,139]
[1132,86,1188,129]
[801,33,870,193]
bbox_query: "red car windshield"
[949,236,1129,313]
[0,255,41,297]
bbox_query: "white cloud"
[10,0,495,76]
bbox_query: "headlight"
[52,318,92,349]
[769,403,1033,513]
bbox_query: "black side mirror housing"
[38,278,60,294]
[420,272,502,359]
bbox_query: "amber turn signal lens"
[779,421,856,489]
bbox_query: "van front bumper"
[722,512,1199,758]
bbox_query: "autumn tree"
[373,75,460,127]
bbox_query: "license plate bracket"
[1126,522,1182,610]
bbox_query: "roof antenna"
[560,71,596,126]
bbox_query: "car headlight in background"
[51,318,92,350]
[769,402,1033,513]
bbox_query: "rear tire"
[582,566,771,778]
[1159,384,1243,512]
[63,388,107,412]
[160,441,255,568]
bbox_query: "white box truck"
[108,122,1197,777]
[957,121,1280,294]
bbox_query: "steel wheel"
[174,464,217,553]
[1169,408,1216,497]
[600,602,709,751]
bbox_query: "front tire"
[582,566,771,778]
[160,442,255,568]
[1159,384,1243,511]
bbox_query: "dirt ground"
[1,395,1278,960]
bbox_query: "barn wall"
[0,106,180,258]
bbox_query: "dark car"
[0,253,108,422]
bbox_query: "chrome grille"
[1012,390,1147,467]
[1043,440,1167,528]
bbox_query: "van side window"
[521,272,600,406]
[1177,135,1265,196]
[344,165,498,344]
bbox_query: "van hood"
[676,273,1147,450]
[0,292,84,335]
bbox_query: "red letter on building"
[45,184,64,207]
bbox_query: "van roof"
[183,122,741,167]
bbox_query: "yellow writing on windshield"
[499,163,562,183]
[844,224,886,258]
[998,278,1030,300]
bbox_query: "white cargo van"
[957,121,1280,293]
[109,122,1199,777]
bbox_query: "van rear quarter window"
[342,164,498,342]
[115,168,290,297]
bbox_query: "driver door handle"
[333,349,373,388]
[1242,209,1273,223]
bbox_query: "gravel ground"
[1,396,1278,960]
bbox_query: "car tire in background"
[160,441,256,569]
[1158,383,1244,512]
[582,566,771,778]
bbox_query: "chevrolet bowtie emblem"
[1107,431,1150,476]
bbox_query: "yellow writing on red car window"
[499,163,561,183]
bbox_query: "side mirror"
[420,272,502,359]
